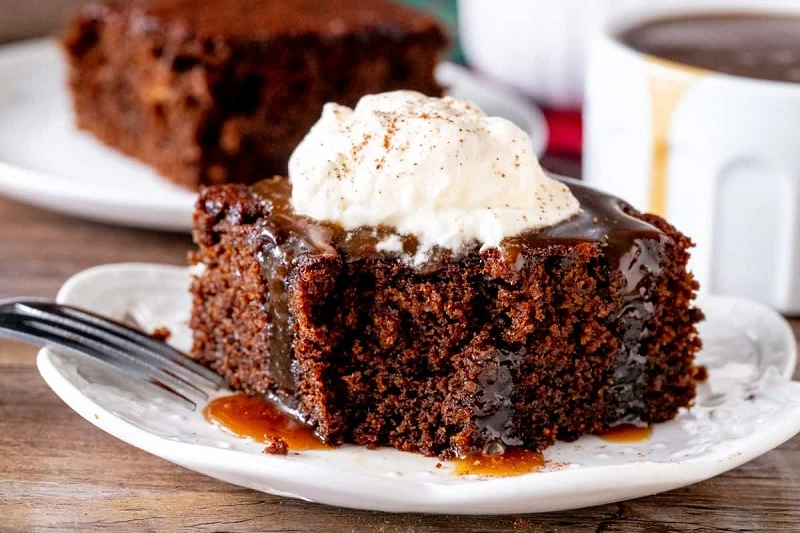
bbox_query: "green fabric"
[397,0,465,64]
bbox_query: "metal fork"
[0,297,226,409]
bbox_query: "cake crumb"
[435,462,442,469]
[263,437,289,455]
[693,365,709,382]
[151,326,172,342]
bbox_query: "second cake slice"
[63,0,447,189]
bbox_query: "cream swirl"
[288,91,579,253]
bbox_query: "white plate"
[33,262,800,515]
[0,39,548,232]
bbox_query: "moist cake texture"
[62,0,447,189]
[190,177,703,458]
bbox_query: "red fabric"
[543,108,583,157]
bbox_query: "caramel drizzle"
[645,57,706,216]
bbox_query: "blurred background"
[0,0,577,160]
[0,0,463,49]
[2,0,798,313]
[1,0,100,43]
[0,0,640,160]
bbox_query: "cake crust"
[190,178,703,459]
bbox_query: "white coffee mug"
[583,0,800,314]
[458,0,650,109]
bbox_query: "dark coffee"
[620,13,800,83]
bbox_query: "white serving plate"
[34,263,800,515]
[0,39,547,232]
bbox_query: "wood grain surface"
[0,185,798,531]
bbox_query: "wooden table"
[1,190,798,532]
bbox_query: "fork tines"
[0,297,226,409]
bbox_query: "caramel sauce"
[205,393,646,473]
[644,57,705,216]
[453,449,545,477]
[251,176,667,417]
[204,393,327,451]
[206,394,544,477]
[599,424,653,443]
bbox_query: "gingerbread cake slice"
[62,0,447,189]
[189,91,703,459]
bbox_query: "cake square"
[62,0,447,189]
[190,177,703,458]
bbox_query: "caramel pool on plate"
[204,393,327,451]
[599,424,653,443]
[207,394,649,475]
[453,448,545,477]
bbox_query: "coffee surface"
[620,13,800,83]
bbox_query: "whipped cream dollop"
[288,91,580,253]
